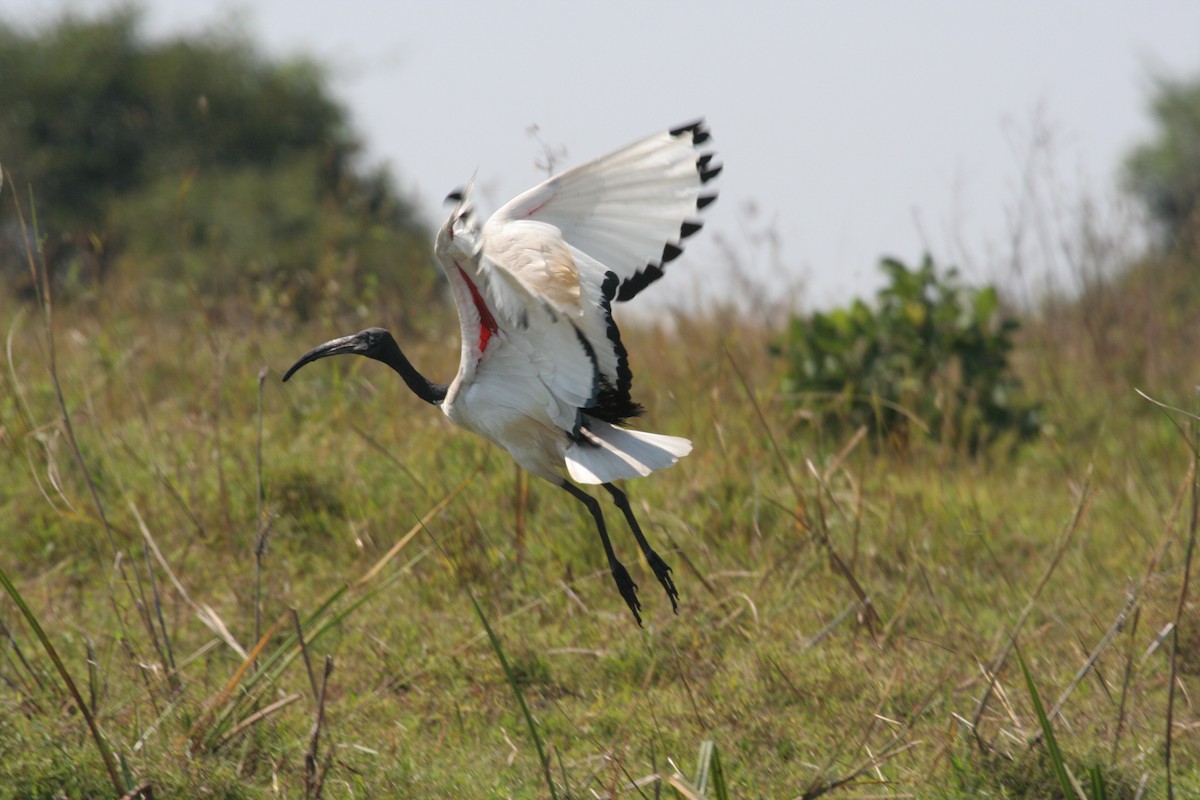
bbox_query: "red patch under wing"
[456,264,500,355]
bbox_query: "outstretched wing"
[451,121,720,440]
[485,119,721,302]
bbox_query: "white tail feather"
[565,420,692,484]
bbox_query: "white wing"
[485,119,720,302]
[440,121,719,460]
[461,325,593,436]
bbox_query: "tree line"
[0,9,434,318]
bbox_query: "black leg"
[603,483,679,614]
[560,480,642,626]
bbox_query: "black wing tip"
[611,119,717,303]
[670,118,712,145]
[616,263,665,302]
[601,270,621,302]
[669,117,720,185]
[661,242,684,264]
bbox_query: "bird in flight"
[284,120,721,625]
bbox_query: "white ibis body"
[284,121,721,625]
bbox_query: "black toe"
[611,561,642,626]
[646,551,679,613]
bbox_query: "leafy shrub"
[776,255,1039,453]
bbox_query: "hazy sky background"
[6,1,1200,309]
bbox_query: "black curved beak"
[282,333,368,382]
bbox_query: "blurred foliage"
[1123,73,1200,249]
[0,8,434,317]
[776,255,1040,454]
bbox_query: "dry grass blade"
[725,346,798,497]
[665,532,720,597]
[113,437,206,540]
[802,599,862,651]
[1135,389,1200,455]
[823,424,868,482]
[1140,622,1175,665]
[1111,604,1141,760]
[4,305,39,442]
[1027,587,1137,746]
[773,498,880,636]
[291,607,320,703]
[797,665,925,799]
[349,419,435,498]
[305,655,335,799]
[215,692,302,750]
[131,500,247,658]
[796,743,922,800]
[354,471,473,587]
[188,612,288,748]
[666,772,705,800]
[803,459,881,634]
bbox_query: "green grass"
[2,260,1200,798]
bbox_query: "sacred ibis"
[283,120,721,625]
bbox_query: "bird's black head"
[282,327,394,382]
[282,326,447,405]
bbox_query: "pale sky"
[5,1,1200,309]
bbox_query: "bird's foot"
[610,561,642,626]
[645,551,679,614]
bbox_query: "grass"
[2,234,1200,796]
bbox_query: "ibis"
[283,120,721,625]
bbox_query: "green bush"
[0,9,432,317]
[1123,72,1200,248]
[777,255,1040,453]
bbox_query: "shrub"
[0,10,432,317]
[776,255,1039,453]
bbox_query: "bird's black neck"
[372,332,448,405]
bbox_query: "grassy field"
[2,241,1199,799]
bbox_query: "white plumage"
[284,120,721,625]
